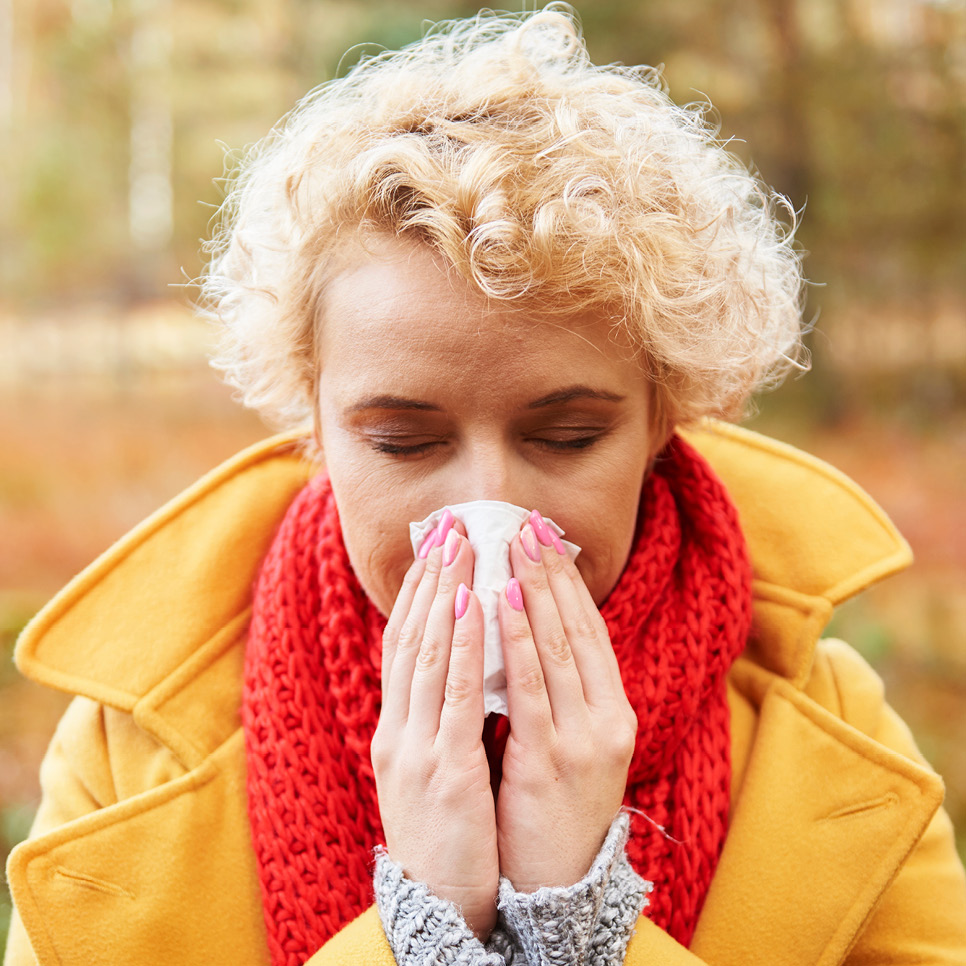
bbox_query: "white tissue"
[409,501,580,716]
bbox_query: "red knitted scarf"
[244,435,752,963]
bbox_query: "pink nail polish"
[529,510,553,547]
[549,530,566,555]
[455,583,469,620]
[506,578,524,612]
[443,528,460,565]
[417,526,438,559]
[437,509,455,542]
[521,524,541,562]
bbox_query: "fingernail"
[521,524,541,562]
[455,583,469,620]
[506,578,524,612]
[529,510,553,547]
[437,509,455,542]
[443,527,460,566]
[549,530,566,555]
[417,526,438,559]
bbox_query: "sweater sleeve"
[373,850,506,966]
[497,812,651,966]
[372,812,651,966]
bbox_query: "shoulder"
[804,638,940,775]
[802,639,886,732]
[686,422,914,687]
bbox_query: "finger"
[381,511,465,712]
[408,529,476,737]
[381,555,426,706]
[437,586,485,755]
[414,511,467,559]
[527,513,625,710]
[499,577,555,741]
[380,531,449,724]
[382,517,445,656]
[509,527,588,728]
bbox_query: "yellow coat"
[5,423,966,966]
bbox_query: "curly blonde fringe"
[201,4,806,433]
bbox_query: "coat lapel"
[691,675,944,966]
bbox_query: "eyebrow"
[346,395,442,414]
[346,386,626,414]
[527,386,626,408]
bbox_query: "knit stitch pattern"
[496,812,651,966]
[375,851,506,966]
[606,436,753,943]
[374,812,649,966]
[243,434,752,964]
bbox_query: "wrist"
[500,820,611,894]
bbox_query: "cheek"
[553,479,644,607]
[574,516,638,606]
[324,450,420,616]
[336,494,416,616]
[348,529,413,617]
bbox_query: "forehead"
[318,235,645,402]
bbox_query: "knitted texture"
[495,812,652,966]
[375,851,506,966]
[374,811,650,966]
[243,434,752,964]
[607,437,753,944]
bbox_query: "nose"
[454,437,527,507]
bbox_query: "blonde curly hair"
[201,4,805,434]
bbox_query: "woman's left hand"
[495,511,638,893]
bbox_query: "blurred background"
[1,0,964,949]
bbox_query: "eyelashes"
[536,435,600,451]
[369,433,605,458]
[371,439,440,456]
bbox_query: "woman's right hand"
[371,516,499,939]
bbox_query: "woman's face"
[316,235,661,616]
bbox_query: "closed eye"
[369,437,445,457]
[528,429,607,451]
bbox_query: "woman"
[6,8,965,966]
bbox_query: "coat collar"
[680,423,912,686]
[14,430,311,765]
[14,421,913,761]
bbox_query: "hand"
[371,517,500,938]
[495,511,637,893]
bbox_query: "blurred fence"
[1,297,964,392]
[822,296,966,372]
[0,303,212,389]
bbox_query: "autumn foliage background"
[2,0,965,949]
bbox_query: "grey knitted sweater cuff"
[373,812,652,966]
[374,852,505,965]
[496,812,651,966]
